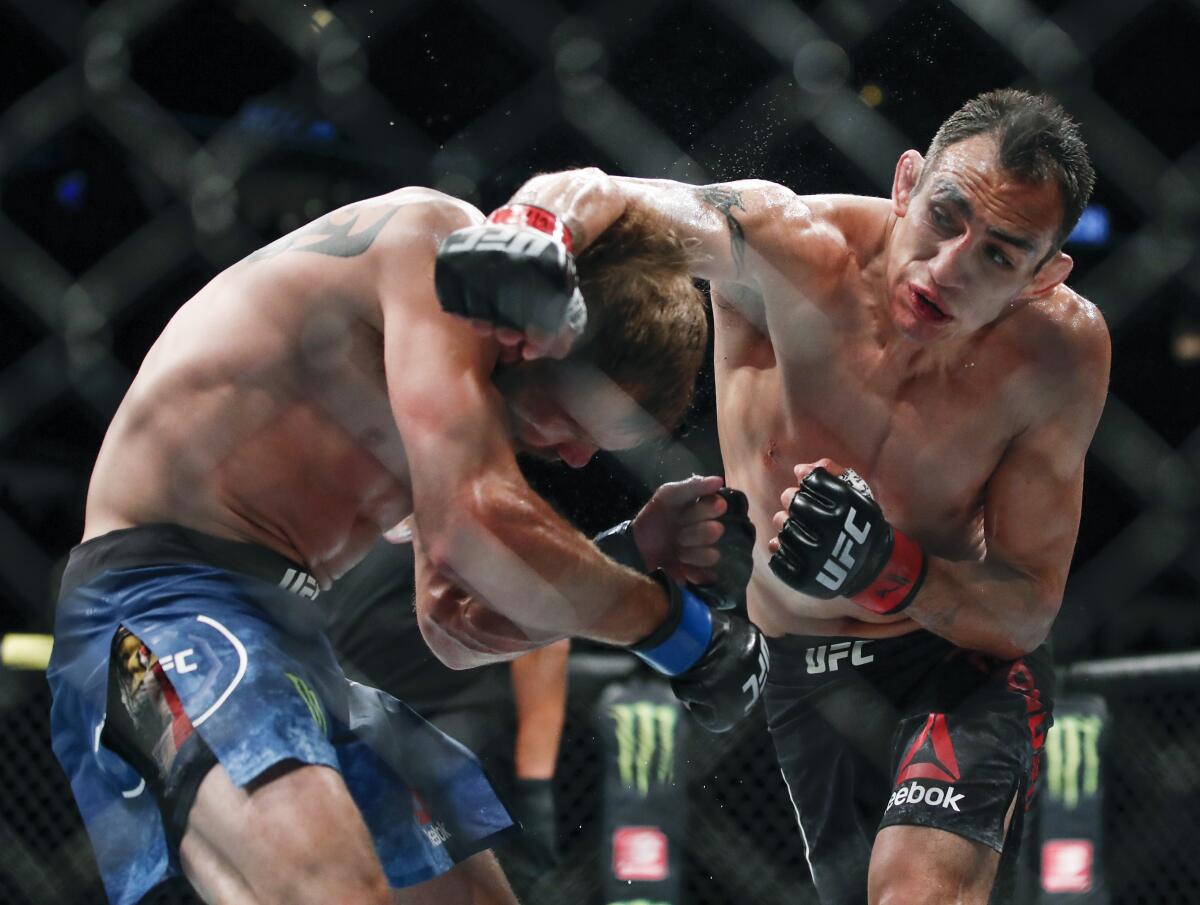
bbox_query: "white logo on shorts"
[805,640,874,674]
[279,568,320,599]
[423,822,451,846]
[159,648,198,674]
[887,781,965,812]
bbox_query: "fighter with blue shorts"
[50,187,767,904]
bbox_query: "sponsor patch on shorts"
[886,780,966,812]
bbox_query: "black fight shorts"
[763,630,1053,905]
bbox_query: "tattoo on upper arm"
[249,206,400,261]
[697,186,748,275]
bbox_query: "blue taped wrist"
[633,586,714,677]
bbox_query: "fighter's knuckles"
[683,566,718,586]
[679,520,724,547]
[679,546,721,568]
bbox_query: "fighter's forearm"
[512,170,753,282]
[511,639,569,779]
[904,556,1059,659]
[511,167,628,253]
[422,476,669,648]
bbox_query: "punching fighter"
[436,89,1110,904]
[48,188,765,905]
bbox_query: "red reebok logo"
[896,713,960,783]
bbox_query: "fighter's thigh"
[181,759,391,905]
[393,851,518,905]
[868,824,1000,905]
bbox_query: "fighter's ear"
[892,150,925,217]
[1025,251,1073,298]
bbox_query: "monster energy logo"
[611,702,678,797]
[285,672,328,735]
[1044,713,1102,809]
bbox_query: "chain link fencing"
[2,0,1199,902]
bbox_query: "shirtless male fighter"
[436,89,1110,904]
[48,188,765,905]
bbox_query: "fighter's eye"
[929,205,953,231]
[987,247,1013,268]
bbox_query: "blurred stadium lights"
[1067,204,1111,246]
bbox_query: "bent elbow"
[417,611,494,671]
[1005,591,1060,657]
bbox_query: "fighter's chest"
[723,342,1016,531]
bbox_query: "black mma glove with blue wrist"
[617,489,766,733]
[628,576,767,733]
[594,487,755,611]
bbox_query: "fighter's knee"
[869,855,991,905]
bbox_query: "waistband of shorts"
[765,629,938,653]
[59,523,315,599]
[765,629,1051,672]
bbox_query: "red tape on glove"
[487,204,574,253]
[850,529,927,614]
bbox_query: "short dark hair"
[923,89,1095,252]
[571,207,707,432]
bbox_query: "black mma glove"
[594,487,755,611]
[509,778,559,869]
[768,467,927,615]
[434,203,587,339]
[592,519,647,573]
[628,576,768,733]
[694,487,755,611]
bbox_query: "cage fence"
[1,0,1199,902]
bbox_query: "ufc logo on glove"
[816,507,872,592]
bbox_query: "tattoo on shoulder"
[248,206,401,261]
[696,186,748,275]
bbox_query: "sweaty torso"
[84,187,473,586]
[713,195,1069,638]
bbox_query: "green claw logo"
[1044,713,1102,809]
[611,702,678,797]
[285,672,328,736]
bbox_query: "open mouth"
[910,287,952,325]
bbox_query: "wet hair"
[567,207,708,432]
[922,89,1095,252]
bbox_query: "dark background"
[2,0,1197,660]
[1,1,1199,903]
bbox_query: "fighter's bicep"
[981,422,1088,601]
[379,272,522,546]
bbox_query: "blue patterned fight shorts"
[48,523,514,905]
